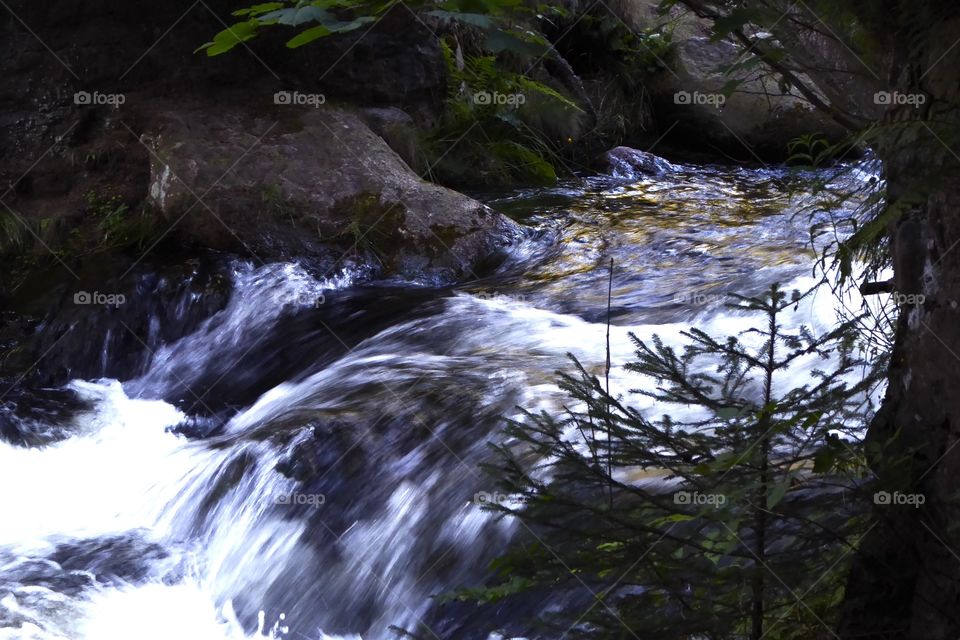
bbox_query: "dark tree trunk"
[838,14,960,635]
[840,149,960,639]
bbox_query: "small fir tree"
[461,283,879,640]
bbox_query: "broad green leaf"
[426,9,495,28]
[233,2,284,17]
[443,0,521,12]
[485,29,550,57]
[286,24,332,47]
[327,16,376,32]
[200,20,260,56]
[262,6,332,25]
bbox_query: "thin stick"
[606,256,614,508]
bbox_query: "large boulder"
[606,0,847,159]
[144,104,521,281]
[654,36,847,158]
[0,0,445,179]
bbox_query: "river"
[0,156,882,640]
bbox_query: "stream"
[0,157,881,640]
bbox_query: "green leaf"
[719,78,743,97]
[488,140,557,185]
[200,20,260,56]
[327,16,376,32]
[445,575,533,604]
[443,0,522,12]
[515,76,584,112]
[232,2,284,17]
[263,6,332,25]
[426,10,495,28]
[287,15,376,48]
[654,513,696,524]
[813,449,836,473]
[286,24,332,47]
[485,29,550,57]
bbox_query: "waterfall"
[0,158,882,640]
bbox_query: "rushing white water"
[0,380,186,546]
[0,160,884,640]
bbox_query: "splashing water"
[0,158,882,640]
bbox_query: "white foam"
[0,380,187,547]
[76,582,250,640]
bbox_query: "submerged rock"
[0,386,91,447]
[601,146,678,180]
[0,533,180,602]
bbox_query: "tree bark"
[836,7,960,635]
[839,146,960,639]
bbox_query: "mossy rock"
[144,105,522,282]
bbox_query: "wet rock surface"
[601,146,678,179]
[128,282,451,416]
[0,252,235,387]
[0,386,91,447]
